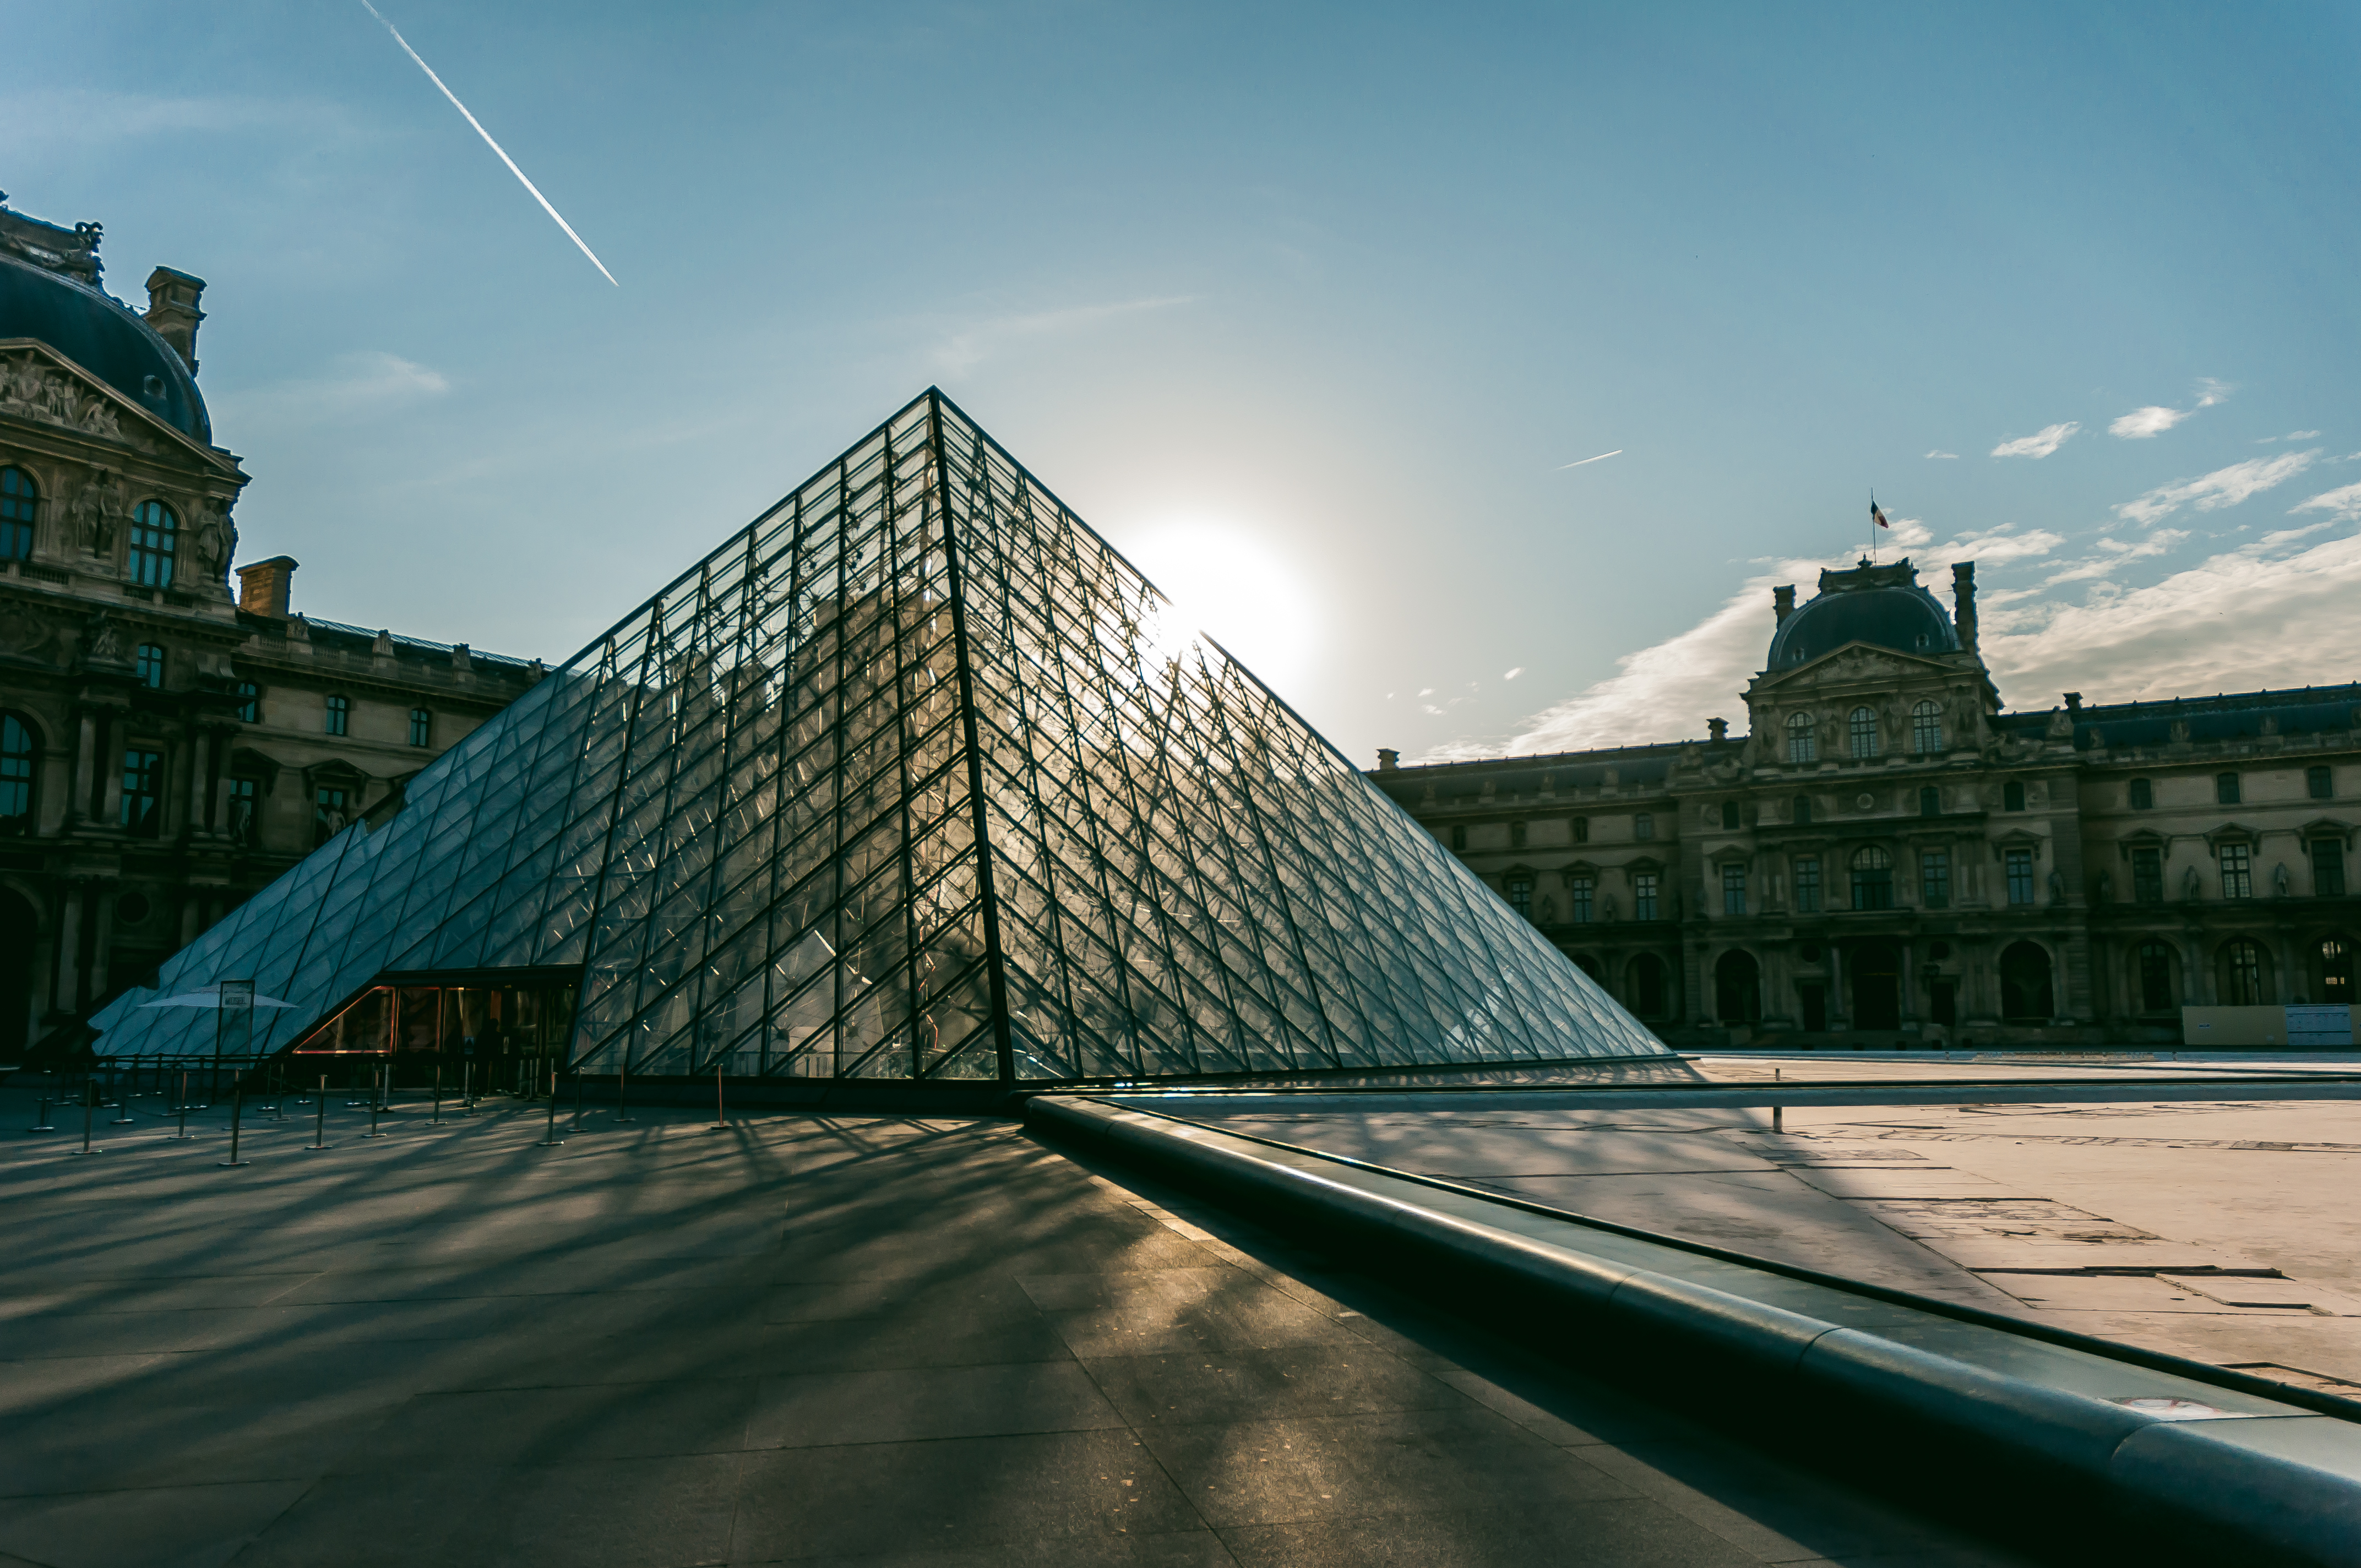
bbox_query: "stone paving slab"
[1,1084,2043,1567]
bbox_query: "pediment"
[0,340,235,471]
[1753,640,1957,692]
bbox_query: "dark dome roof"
[0,251,208,442]
[1767,574,1958,669]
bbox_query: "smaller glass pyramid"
[91,391,1668,1083]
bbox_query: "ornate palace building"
[1375,558,2361,1047]
[0,195,540,1059]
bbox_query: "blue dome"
[1768,565,1958,669]
[0,251,208,442]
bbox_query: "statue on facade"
[2096,871,2113,904]
[82,609,124,666]
[189,497,233,584]
[68,468,117,557]
[2183,864,2202,901]
[2274,862,2291,897]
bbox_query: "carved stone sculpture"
[68,468,112,556]
[83,609,124,666]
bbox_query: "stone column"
[69,711,96,823]
[1899,943,1918,1025]
[90,888,115,1000]
[186,729,213,836]
[99,723,126,830]
[55,883,83,1011]
[1828,943,1848,1030]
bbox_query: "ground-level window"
[1629,953,1668,1016]
[1851,846,1894,911]
[2136,940,2175,1012]
[2222,938,2268,1005]
[2320,937,2354,1005]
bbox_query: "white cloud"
[2109,405,2186,439]
[2257,430,2322,444]
[936,295,1195,373]
[2293,481,2361,522]
[2044,529,2191,585]
[2113,450,2318,526]
[1943,523,2069,564]
[215,351,449,426]
[2195,378,2233,408]
[1925,449,1959,460]
[1503,667,1524,680]
[1992,422,2080,459]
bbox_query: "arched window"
[2135,940,2175,1013]
[1628,953,1668,1017]
[2318,937,2353,1005]
[2000,941,2055,1020]
[2220,938,2269,1005]
[1715,950,1761,1023]
[0,713,36,831]
[128,499,177,586]
[0,466,36,562]
[1786,711,1816,764]
[1910,700,1943,754]
[134,643,165,688]
[2129,777,2153,810]
[1848,706,1879,759]
[1849,845,1894,910]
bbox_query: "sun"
[1122,516,1322,696]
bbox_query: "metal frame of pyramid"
[90,390,1668,1085]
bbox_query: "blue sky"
[10,2,2361,764]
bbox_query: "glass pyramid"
[91,391,1668,1083]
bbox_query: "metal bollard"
[219,1086,248,1167]
[31,1093,55,1132]
[431,1061,443,1125]
[305,1074,330,1151]
[110,1068,135,1125]
[711,1060,728,1130]
[365,1077,387,1139]
[538,1065,564,1147]
[571,1068,583,1132]
[172,1070,196,1140]
[461,1061,475,1116]
[614,1059,630,1124]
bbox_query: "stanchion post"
[571,1066,583,1132]
[219,1086,248,1167]
[711,1060,727,1130]
[173,1069,195,1140]
[110,1066,135,1125]
[305,1073,330,1151]
[31,1092,54,1132]
[615,1059,630,1124]
[538,1067,564,1147]
[460,1060,475,1117]
[70,1079,99,1156]
[431,1060,443,1125]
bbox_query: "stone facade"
[0,197,540,1058]
[1374,557,2361,1047]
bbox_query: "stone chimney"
[1707,717,1728,743]
[1772,585,1796,625]
[236,556,297,618]
[143,266,206,373]
[1951,561,1978,652]
[1375,748,1400,771]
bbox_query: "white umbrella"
[139,986,299,1010]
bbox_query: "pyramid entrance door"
[93,391,1667,1087]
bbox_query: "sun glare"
[1123,518,1322,695]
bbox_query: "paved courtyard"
[1,1081,2044,1568]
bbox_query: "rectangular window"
[1722,863,1746,916]
[1793,856,1821,913]
[324,695,350,737]
[2313,838,2346,897]
[1568,875,1594,923]
[237,682,259,723]
[314,786,350,847]
[2005,847,2036,906]
[1506,878,1532,919]
[1634,812,1654,841]
[408,707,432,748]
[119,748,162,836]
[1921,851,1951,909]
[2129,777,2153,809]
[1633,871,1659,921]
[1571,816,1590,843]
[2003,781,2026,812]
[2132,846,2163,904]
[1509,819,1527,849]
[2217,772,2242,805]
[134,644,165,688]
[2309,766,2333,801]
[2221,842,2253,899]
[227,776,258,844]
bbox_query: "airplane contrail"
[1556,449,1622,470]
[358,0,618,286]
